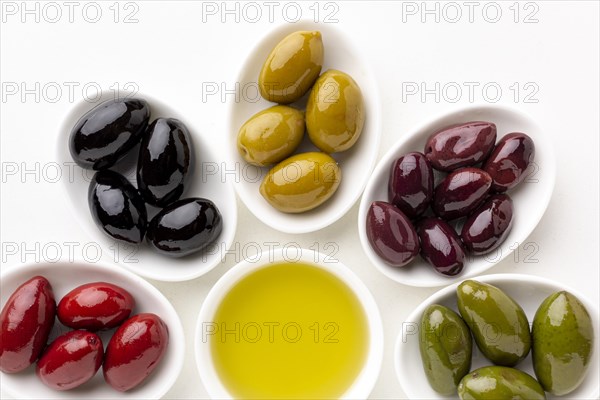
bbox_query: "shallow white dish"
[358,104,555,287]
[195,248,384,399]
[395,274,599,399]
[0,261,185,399]
[56,92,238,282]
[227,21,382,234]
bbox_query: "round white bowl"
[358,104,556,287]
[395,274,599,399]
[195,248,383,399]
[56,92,238,282]
[0,261,185,399]
[227,21,382,234]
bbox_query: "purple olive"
[424,121,497,171]
[366,201,419,267]
[461,194,514,255]
[484,132,535,192]
[418,218,465,276]
[433,168,492,220]
[388,152,433,219]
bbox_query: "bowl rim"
[194,247,384,399]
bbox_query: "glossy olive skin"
[457,280,531,366]
[146,198,223,257]
[57,282,135,331]
[484,132,535,192]
[306,69,365,153]
[366,201,419,267]
[237,105,305,166]
[259,31,324,104]
[388,152,433,219]
[89,170,147,243]
[260,152,341,213]
[0,276,55,373]
[418,218,465,276]
[461,194,513,255]
[424,121,497,171]
[36,330,103,391]
[103,313,169,392]
[137,118,193,207]
[69,98,150,170]
[532,291,593,395]
[419,305,472,395]
[458,366,546,400]
[433,168,492,220]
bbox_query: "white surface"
[395,274,600,399]
[195,248,383,399]
[1,1,598,399]
[227,20,381,233]
[359,104,555,287]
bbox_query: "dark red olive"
[146,198,223,257]
[424,121,497,171]
[0,276,55,373]
[69,98,150,170]
[36,330,103,390]
[366,201,419,267]
[418,218,466,276]
[484,132,535,192]
[137,118,193,207]
[103,313,169,392]
[388,152,433,219]
[433,168,492,220]
[88,170,147,243]
[461,194,514,255]
[57,282,135,331]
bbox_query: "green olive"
[237,105,305,166]
[258,31,324,104]
[458,366,546,400]
[259,152,341,213]
[306,69,365,153]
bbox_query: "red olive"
[366,201,420,267]
[484,132,535,192]
[433,168,492,220]
[424,121,497,171]
[103,313,169,392]
[0,276,55,373]
[36,330,103,391]
[57,282,135,331]
[418,218,466,276]
[388,152,433,219]
[461,194,514,255]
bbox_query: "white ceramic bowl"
[358,105,556,287]
[195,248,383,399]
[0,261,185,399]
[227,21,382,233]
[395,274,599,399]
[56,92,237,282]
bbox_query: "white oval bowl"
[395,274,599,399]
[195,248,383,399]
[358,105,555,287]
[56,92,238,282]
[0,261,185,399]
[227,21,382,233]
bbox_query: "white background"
[1,1,599,398]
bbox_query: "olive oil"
[210,262,369,399]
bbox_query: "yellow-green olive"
[258,31,324,104]
[306,69,365,153]
[259,152,341,213]
[237,105,305,166]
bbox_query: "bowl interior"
[56,92,237,282]
[0,262,185,399]
[358,105,556,287]
[227,21,381,234]
[395,274,599,399]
